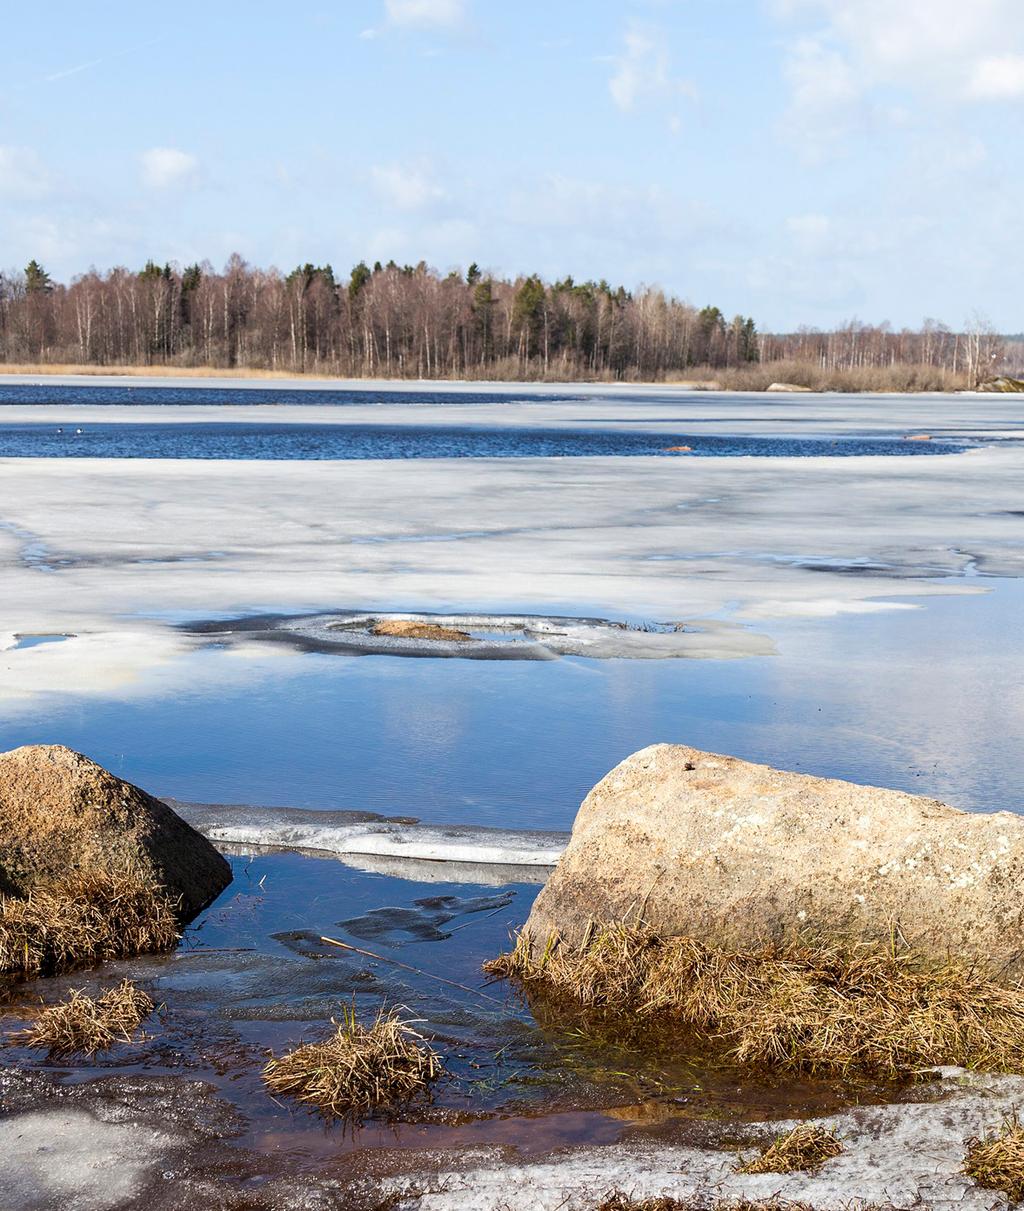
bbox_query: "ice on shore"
[172,800,568,868]
[379,1068,1024,1211]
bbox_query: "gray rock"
[526,743,1024,977]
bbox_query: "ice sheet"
[380,1068,1024,1211]
[172,801,567,867]
[2,389,1022,709]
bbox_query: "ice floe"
[192,610,770,661]
[171,801,567,869]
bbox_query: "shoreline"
[0,365,990,396]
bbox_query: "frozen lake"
[2,379,1024,1207]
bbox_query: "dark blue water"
[0,422,964,460]
[0,384,579,408]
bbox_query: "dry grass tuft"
[738,1123,843,1174]
[0,872,180,979]
[371,619,474,643]
[484,924,1024,1078]
[963,1117,1024,1201]
[15,979,154,1055]
[263,1005,444,1118]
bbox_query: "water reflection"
[1,582,1021,825]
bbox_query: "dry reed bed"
[0,872,180,979]
[14,979,154,1055]
[0,360,973,391]
[738,1124,843,1174]
[484,924,1024,1078]
[263,1005,444,1118]
[963,1117,1024,1202]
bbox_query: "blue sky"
[2,0,1022,330]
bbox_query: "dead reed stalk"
[14,979,154,1055]
[963,1117,1024,1201]
[263,1004,444,1118]
[484,924,1024,1078]
[738,1123,843,1174]
[0,871,180,978]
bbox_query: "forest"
[0,256,1011,389]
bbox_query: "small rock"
[371,619,474,643]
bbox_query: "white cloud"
[608,26,696,121]
[775,0,1024,103]
[784,34,859,113]
[370,162,447,211]
[140,147,199,190]
[0,147,50,200]
[966,54,1024,99]
[384,0,466,28]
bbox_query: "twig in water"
[319,935,504,1006]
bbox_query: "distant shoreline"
[0,364,992,395]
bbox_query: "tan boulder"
[0,745,231,921]
[526,744,1024,978]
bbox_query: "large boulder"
[978,376,1024,392]
[0,745,231,921]
[526,744,1024,977]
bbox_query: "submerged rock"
[525,744,1024,978]
[0,745,231,974]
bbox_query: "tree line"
[0,256,1007,384]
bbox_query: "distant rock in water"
[765,382,813,392]
[370,619,473,643]
[525,743,1024,980]
[978,376,1024,393]
[0,745,231,976]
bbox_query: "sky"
[1,0,1022,331]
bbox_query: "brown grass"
[263,1005,444,1118]
[370,619,474,643]
[669,360,969,393]
[0,360,973,392]
[0,872,180,979]
[14,979,154,1055]
[484,924,1024,1078]
[963,1117,1024,1201]
[738,1123,843,1174]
